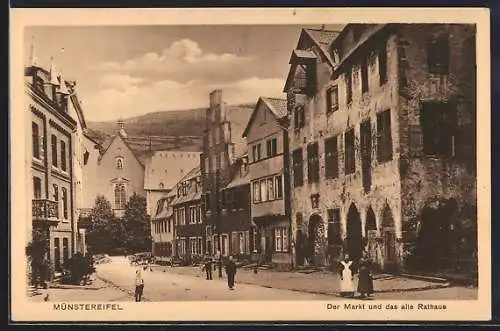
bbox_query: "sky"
[24,25,341,122]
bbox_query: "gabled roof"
[97,134,146,168]
[303,28,341,67]
[242,97,288,138]
[170,166,202,205]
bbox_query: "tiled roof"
[292,49,317,59]
[303,28,341,67]
[261,97,288,119]
[225,171,250,189]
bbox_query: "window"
[32,122,40,159]
[325,136,339,179]
[83,151,89,165]
[178,207,186,225]
[189,206,197,224]
[327,208,342,246]
[54,238,61,271]
[307,143,319,183]
[294,66,308,90]
[114,184,126,209]
[346,69,353,104]
[428,36,450,75]
[33,177,41,199]
[62,238,69,265]
[198,206,203,223]
[51,135,58,167]
[379,43,388,85]
[361,58,369,93]
[159,182,164,189]
[266,137,278,157]
[60,140,67,172]
[260,179,268,202]
[294,105,306,130]
[253,182,261,203]
[53,184,59,203]
[197,238,203,255]
[377,109,393,163]
[252,143,262,162]
[252,228,258,253]
[326,86,339,113]
[267,177,275,200]
[292,149,303,187]
[116,158,123,169]
[190,238,197,256]
[344,129,355,174]
[61,187,68,219]
[275,175,283,199]
[421,102,457,157]
[274,227,289,252]
[239,233,245,254]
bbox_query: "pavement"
[28,256,478,301]
[150,263,452,296]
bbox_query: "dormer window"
[286,50,317,96]
[116,157,124,169]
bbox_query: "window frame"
[32,122,41,160]
[292,148,304,187]
[326,85,339,113]
[344,129,356,175]
[51,134,58,167]
[324,136,339,179]
[60,140,67,172]
[307,142,320,184]
[376,109,394,163]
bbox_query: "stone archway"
[365,206,378,264]
[381,204,397,272]
[308,214,324,267]
[346,203,363,262]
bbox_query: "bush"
[62,253,96,285]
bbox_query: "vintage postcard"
[10,7,491,322]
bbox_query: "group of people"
[203,251,238,290]
[339,251,374,299]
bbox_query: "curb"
[96,276,150,302]
[47,283,105,291]
[156,267,450,295]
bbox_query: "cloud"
[81,74,285,121]
[88,39,253,84]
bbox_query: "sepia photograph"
[10,8,491,322]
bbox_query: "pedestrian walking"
[339,254,355,298]
[214,249,221,272]
[134,269,144,302]
[357,252,374,299]
[204,253,213,280]
[225,255,237,290]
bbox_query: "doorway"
[381,204,397,272]
[346,203,363,262]
[365,206,378,263]
[308,214,323,266]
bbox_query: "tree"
[26,227,51,288]
[86,195,123,254]
[123,193,151,253]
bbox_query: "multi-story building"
[144,150,201,216]
[25,60,78,278]
[285,24,477,273]
[172,166,204,260]
[150,188,176,263]
[200,90,252,259]
[217,154,253,259]
[242,97,292,268]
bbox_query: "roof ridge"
[305,28,342,33]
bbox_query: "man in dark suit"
[225,255,237,290]
[204,253,213,280]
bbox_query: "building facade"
[85,124,146,218]
[285,24,477,273]
[200,90,252,259]
[217,155,253,260]
[172,167,204,261]
[144,150,201,216]
[26,62,78,278]
[242,97,292,268]
[150,189,176,263]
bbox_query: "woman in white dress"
[339,254,355,298]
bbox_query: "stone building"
[25,60,78,278]
[172,166,204,260]
[284,24,476,273]
[242,97,292,268]
[144,150,201,216]
[200,90,252,259]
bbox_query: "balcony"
[32,199,60,227]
